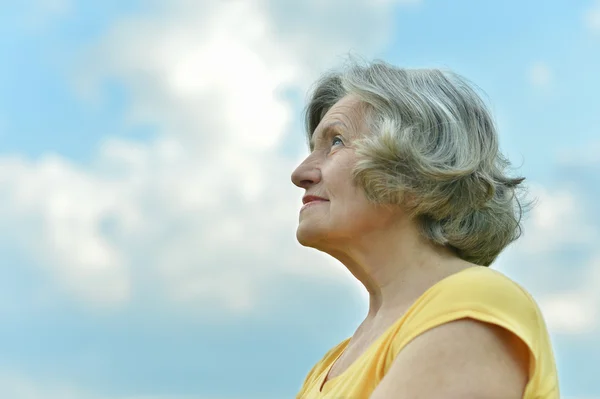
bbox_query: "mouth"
[302,195,329,205]
[300,199,329,211]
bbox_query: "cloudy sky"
[1,0,599,398]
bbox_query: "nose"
[291,157,321,189]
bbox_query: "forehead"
[321,95,365,123]
[310,95,367,149]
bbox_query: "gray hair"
[304,59,530,266]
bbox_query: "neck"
[324,218,470,322]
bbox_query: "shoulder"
[375,267,545,399]
[431,266,535,304]
[404,266,543,340]
[371,316,530,399]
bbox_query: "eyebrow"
[309,122,345,151]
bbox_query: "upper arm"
[370,318,530,399]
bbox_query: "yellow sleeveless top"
[296,267,559,398]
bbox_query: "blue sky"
[0,0,599,398]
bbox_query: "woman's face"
[291,95,397,251]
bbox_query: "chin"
[296,222,327,248]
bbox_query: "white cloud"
[0,370,238,399]
[516,184,598,255]
[36,0,70,14]
[0,154,131,307]
[499,177,600,335]
[0,0,406,311]
[584,0,600,32]
[539,269,599,335]
[0,371,90,399]
[541,294,590,333]
[0,113,6,139]
[20,0,71,31]
[556,139,600,166]
[528,62,553,88]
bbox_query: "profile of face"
[291,95,399,254]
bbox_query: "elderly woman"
[291,60,559,399]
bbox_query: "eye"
[331,136,344,147]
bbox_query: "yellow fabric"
[296,267,559,399]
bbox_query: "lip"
[300,198,329,212]
[302,195,329,205]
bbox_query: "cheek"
[331,192,373,224]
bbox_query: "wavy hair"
[304,59,531,266]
